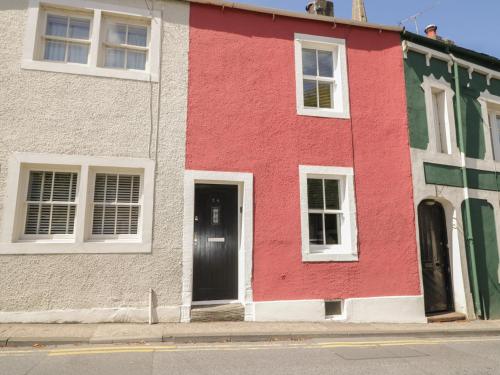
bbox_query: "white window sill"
[0,241,152,255]
[297,107,350,119]
[21,59,158,82]
[302,251,358,262]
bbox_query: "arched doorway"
[418,200,454,315]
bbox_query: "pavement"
[1,320,500,347]
[2,335,500,374]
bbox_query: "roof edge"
[183,0,402,32]
[402,30,500,72]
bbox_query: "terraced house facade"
[2,0,498,325]
[403,31,500,320]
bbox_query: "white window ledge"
[0,242,151,255]
[21,59,158,82]
[303,252,358,262]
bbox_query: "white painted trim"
[22,0,161,82]
[0,152,154,255]
[421,75,459,155]
[299,165,358,262]
[252,296,426,323]
[0,305,181,323]
[403,40,500,85]
[294,33,350,119]
[181,170,254,322]
[478,90,500,162]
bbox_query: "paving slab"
[90,323,163,344]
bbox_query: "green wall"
[462,199,500,319]
[404,51,500,159]
[424,163,500,191]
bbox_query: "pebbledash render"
[0,0,426,323]
[0,0,190,323]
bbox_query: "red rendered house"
[181,1,424,323]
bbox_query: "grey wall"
[0,0,190,322]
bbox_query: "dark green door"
[463,199,500,319]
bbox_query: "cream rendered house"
[0,0,189,323]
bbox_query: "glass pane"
[46,15,68,37]
[318,50,333,77]
[25,204,40,234]
[105,174,118,203]
[126,50,146,70]
[309,213,324,245]
[318,82,332,109]
[107,24,127,44]
[324,179,340,210]
[42,172,53,201]
[44,41,66,61]
[303,80,317,108]
[130,206,139,234]
[50,204,70,234]
[27,172,43,201]
[92,205,104,234]
[68,18,90,39]
[103,206,116,235]
[307,179,323,209]
[116,206,132,234]
[117,175,133,203]
[127,26,147,47]
[105,48,125,68]
[302,48,317,76]
[52,172,73,202]
[38,204,51,234]
[325,214,340,245]
[67,43,89,64]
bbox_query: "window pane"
[105,175,118,203]
[496,116,500,145]
[52,172,77,202]
[127,26,147,47]
[103,206,116,234]
[51,204,70,234]
[27,172,43,201]
[324,179,340,210]
[38,204,51,234]
[25,204,40,234]
[46,15,68,37]
[318,50,333,77]
[309,213,324,245]
[105,48,126,68]
[302,48,317,76]
[42,172,53,201]
[318,81,332,109]
[44,41,66,61]
[303,80,317,108]
[68,18,90,39]
[92,205,104,234]
[131,206,140,234]
[116,206,132,234]
[126,51,146,70]
[108,24,127,44]
[67,43,89,64]
[325,214,340,245]
[307,179,323,209]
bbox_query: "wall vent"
[325,300,343,318]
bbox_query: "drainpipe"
[449,53,482,318]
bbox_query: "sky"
[236,0,500,58]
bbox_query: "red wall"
[186,4,421,301]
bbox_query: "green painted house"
[402,30,500,320]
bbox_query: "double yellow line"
[0,336,499,358]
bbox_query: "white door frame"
[181,170,254,322]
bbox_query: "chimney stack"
[352,0,367,22]
[306,1,334,17]
[424,24,438,39]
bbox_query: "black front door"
[193,184,238,302]
[418,200,454,314]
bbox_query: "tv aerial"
[399,1,442,34]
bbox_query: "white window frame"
[294,33,350,119]
[489,111,500,161]
[86,168,144,242]
[478,91,500,163]
[21,167,80,241]
[299,165,358,262]
[22,0,161,82]
[421,75,457,155]
[0,153,155,254]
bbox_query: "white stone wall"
[0,0,190,322]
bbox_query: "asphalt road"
[1,336,500,374]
